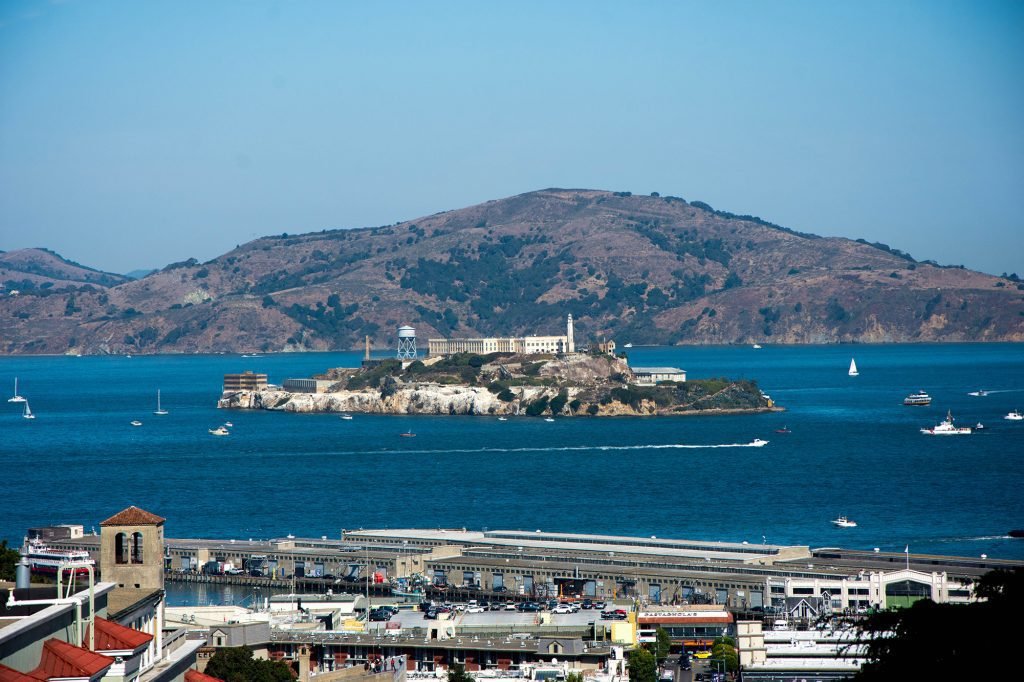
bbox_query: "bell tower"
[99,506,166,589]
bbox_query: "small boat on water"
[774,426,791,434]
[8,377,26,403]
[223,421,233,427]
[752,343,762,349]
[22,402,35,420]
[831,516,858,528]
[749,438,769,447]
[975,423,985,430]
[209,426,229,436]
[1008,529,1024,539]
[1005,410,1023,421]
[399,431,416,438]
[340,414,353,420]
[497,416,507,421]
[969,389,990,397]
[544,417,555,422]
[153,389,168,415]
[848,359,859,376]
[130,420,142,427]
[623,343,633,348]
[921,410,972,435]
[903,391,932,406]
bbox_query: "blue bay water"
[1,344,1023,562]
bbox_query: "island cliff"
[217,352,777,417]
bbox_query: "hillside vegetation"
[2,189,1022,355]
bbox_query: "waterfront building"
[222,371,267,392]
[282,378,335,393]
[637,605,733,652]
[630,367,686,385]
[736,620,866,681]
[428,316,576,356]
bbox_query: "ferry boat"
[920,410,972,435]
[903,391,932,406]
[23,539,95,576]
[831,516,858,528]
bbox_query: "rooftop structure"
[428,316,575,357]
[630,367,686,385]
[222,371,268,392]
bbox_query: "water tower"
[396,325,417,359]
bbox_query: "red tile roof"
[185,670,225,682]
[99,506,165,527]
[29,639,112,679]
[85,617,153,652]
[0,664,42,682]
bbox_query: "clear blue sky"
[1,0,1022,276]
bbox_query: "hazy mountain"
[2,189,1022,355]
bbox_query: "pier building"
[428,316,576,356]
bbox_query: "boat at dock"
[921,410,972,435]
[903,391,932,406]
[831,516,857,528]
[23,538,95,576]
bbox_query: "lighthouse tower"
[566,314,575,353]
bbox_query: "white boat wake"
[388,441,769,455]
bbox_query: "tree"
[645,627,672,663]
[710,636,738,673]
[566,673,585,682]
[203,646,292,682]
[627,647,657,682]
[0,540,21,581]
[852,568,1024,681]
[447,664,474,682]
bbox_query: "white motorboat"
[223,421,233,427]
[752,344,762,349]
[130,420,142,427]
[848,358,859,376]
[544,417,555,422]
[153,389,168,415]
[623,343,633,348]
[497,416,507,421]
[921,410,972,435]
[903,391,932,406]
[22,402,35,420]
[340,414,353,420]
[1005,410,1023,421]
[209,426,229,436]
[8,377,26,403]
[968,389,989,397]
[975,423,985,430]
[749,438,769,447]
[831,516,857,528]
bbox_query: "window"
[115,533,129,564]
[132,532,144,564]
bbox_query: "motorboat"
[969,389,989,397]
[623,343,633,348]
[22,402,34,420]
[223,421,233,427]
[752,343,762,349]
[209,426,230,436]
[340,414,353,420]
[831,516,858,528]
[749,438,769,447]
[544,417,555,422]
[497,416,508,421]
[130,420,142,427]
[903,391,932,406]
[774,426,791,434]
[399,431,416,438]
[848,358,859,376]
[153,389,168,415]
[921,410,972,435]
[8,377,26,403]
[975,423,985,430]
[1006,410,1024,421]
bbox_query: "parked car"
[369,610,390,622]
[581,599,593,609]
[518,602,541,612]
[466,605,486,613]
[593,601,607,610]
[424,609,438,620]
[504,602,517,611]
[693,651,712,659]
[553,604,572,614]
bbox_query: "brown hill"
[2,189,1022,355]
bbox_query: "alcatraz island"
[218,315,777,417]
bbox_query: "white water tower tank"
[397,326,417,359]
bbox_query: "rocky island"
[218,351,777,417]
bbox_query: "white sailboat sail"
[154,389,168,415]
[848,358,858,376]
[23,402,34,419]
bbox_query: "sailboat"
[153,390,168,415]
[23,402,35,420]
[8,377,26,403]
[848,358,859,377]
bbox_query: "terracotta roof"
[85,617,153,652]
[0,664,42,682]
[29,639,112,679]
[185,670,225,682]
[100,506,165,527]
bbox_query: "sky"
[1,0,1022,276]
